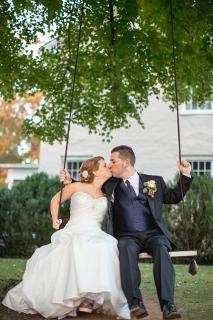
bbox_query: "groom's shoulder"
[104,176,120,187]
[139,172,163,181]
[102,177,120,193]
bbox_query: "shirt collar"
[124,171,139,186]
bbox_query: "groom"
[60,145,192,319]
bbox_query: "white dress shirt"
[111,171,139,202]
[124,171,139,196]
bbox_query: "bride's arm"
[50,184,74,230]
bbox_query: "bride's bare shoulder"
[63,181,81,191]
[71,182,86,191]
[63,182,92,197]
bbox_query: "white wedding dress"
[2,192,130,319]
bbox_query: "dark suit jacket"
[102,173,192,249]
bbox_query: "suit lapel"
[104,177,121,200]
[138,173,156,217]
[138,173,145,193]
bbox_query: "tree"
[0,93,42,186]
[0,93,42,162]
[0,0,212,143]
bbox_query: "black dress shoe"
[130,301,148,318]
[163,303,181,319]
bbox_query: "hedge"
[0,173,69,257]
[164,174,213,264]
[0,173,213,263]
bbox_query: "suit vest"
[112,180,156,237]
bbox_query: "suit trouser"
[117,232,175,310]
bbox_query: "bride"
[2,156,130,319]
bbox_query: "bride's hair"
[79,156,104,183]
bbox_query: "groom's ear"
[124,158,131,167]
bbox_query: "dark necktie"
[125,180,136,198]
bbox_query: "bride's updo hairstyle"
[79,156,104,183]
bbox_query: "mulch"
[0,295,162,320]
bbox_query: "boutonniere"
[143,180,157,197]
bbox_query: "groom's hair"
[111,145,136,166]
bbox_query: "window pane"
[193,162,198,170]
[187,160,213,177]
[206,102,212,110]
[67,160,85,180]
[199,102,205,110]
[186,102,191,110]
[185,98,212,112]
[73,172,78,180]
[206,162,211,170]
[199,162,204,170]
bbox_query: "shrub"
[164,175,213,264]
[1,172,213,263]
[0,173,70,257]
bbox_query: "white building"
[1,96,212,188]
[39,96,213,182]
[0,163,38,189]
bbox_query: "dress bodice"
[67,192,107,228]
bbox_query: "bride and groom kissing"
[2,145,192,320]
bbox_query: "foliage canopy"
[0,0,212,142]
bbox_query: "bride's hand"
[52,219,62,230]
[60,169,72,185]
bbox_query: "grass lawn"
[0,258,26,300]
[139,262,213,320]
[0,258,212,319]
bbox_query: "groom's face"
[109,152,127,178]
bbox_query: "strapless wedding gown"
[2,192,130,319]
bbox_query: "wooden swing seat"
[139,250,197,259]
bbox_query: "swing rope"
[55,0,197,272]
[58,0,185,219]
[169,0,185,208]
[57,0,77,91]
[169,1,197,260]
[58,0,84,219]
[169,0,182,165]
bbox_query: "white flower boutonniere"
[143,180,157,197]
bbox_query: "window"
[186,100,212,111]
[13,179,22,185]
[181,100,213,114]
[64,156,92,180]
[188,160,212,176]
[67,160,83,180]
